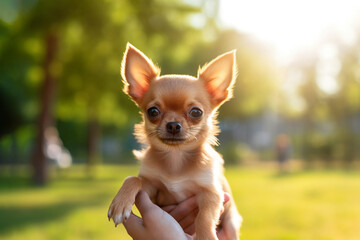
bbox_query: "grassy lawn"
[1,165,360,240]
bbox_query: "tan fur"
[108,43,242,240]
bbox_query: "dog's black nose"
[166,122,182,134]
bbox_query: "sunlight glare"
[219,0,360,64]
[316,43,341,95]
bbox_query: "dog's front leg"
[108,176,142,226]
[195,188,223,240]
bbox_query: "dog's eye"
[189,107,203,119]
[147,107,161,118]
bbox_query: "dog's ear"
[198,50,237,107]
[121,43,160,104]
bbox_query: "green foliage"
[219,141,258,165]
[0,82,23,137]
[0,0,210,163]
[294,40,360,163]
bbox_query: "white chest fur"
[139,164,191,201]
[139,163,217,202]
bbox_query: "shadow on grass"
[0,175,32,191]
[0,170,117,235]
[0,174,119,191]
[0,193,109,235]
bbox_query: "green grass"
[1,165,360,240]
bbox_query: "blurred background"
[1,0,360,239]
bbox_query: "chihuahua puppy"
[108,43,242,240]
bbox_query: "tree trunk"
[86,108,102,176]
[87,106,102,171]
[31,31,57,185]
[11,133,18,175]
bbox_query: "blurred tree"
[55,0,202,167]
[0,17,38,166]
[22,0,114,184]
[31,31,57,185]
[1,0,205,182]
[0,75,24,138]
[330,42,360,165]
[295,39,360,165]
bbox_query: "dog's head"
[121,43,237,149]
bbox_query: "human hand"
[123,191,191,240]
[123,191,232,240]
[162,193,231,239]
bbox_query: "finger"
[220,192,231,215]
[162,205,176,213]
[185,234,194,240]
[217,228,225,240]
[134,191,156,218]
[184,223,196,236]
[179,208,198,229]
[223,192,230,205]
[123,212,145,239]
[169,195,197,221]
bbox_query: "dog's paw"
[107,199,133,227]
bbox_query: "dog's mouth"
[159,137,187,145]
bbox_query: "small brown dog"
[108,43,242,240]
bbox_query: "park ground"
[1,164,360,240]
